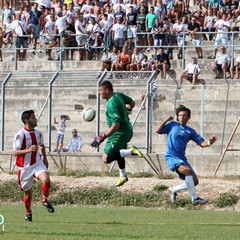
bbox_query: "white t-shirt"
[11,20,26,35]
[215,19,230,39]
[87,23,100,40]
[112,23,127,39]
[75,19,86,35]
[36,0,51,10]
[204,15,217,28]
[55,15,67,33]
[185,63,201,74]
[45,21,55,36]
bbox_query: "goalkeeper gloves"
[90,134,107,148]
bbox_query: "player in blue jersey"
[156,105,216,205]
[91,80,143,187]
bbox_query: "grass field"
[0,204,239,240]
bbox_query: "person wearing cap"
[179,57,203,89]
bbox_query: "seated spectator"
[212,46,232,79]
[231,54,240,79]
[3,16,14,48]
[129,47,144,74]
[179,56,202,89]
[139,55,152,78]
[67,129,84,152]
[97,46,119,78]
[153,47,171,80]
[116,46,131,72]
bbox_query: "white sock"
[172,183,188,193]
[119,168,126,177]
[120,149,132,158]
[185,175,198,200]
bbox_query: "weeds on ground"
[213,193,239,208]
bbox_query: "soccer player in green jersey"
[91,80,143,187]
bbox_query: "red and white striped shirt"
[13,128,44,168]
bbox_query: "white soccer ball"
[82,107,96,122]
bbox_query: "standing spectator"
[75,13,87,61]
[11,13,28,61]
[13,110,54,222]
[152,17,165,48]
[145,6,158,51]
[2,2,15,26]
[0,27,3,61]
[113,5,126,24]
[212,46,232,79]
[154,47,171,79]
[156,105,216,205]
[126,6,138,50]
[203,8,217,41]
[137,0,148,15]
[187,16,203,59]
[179,56,202,89]
[162,17,174,59]
[54,115,69,153]
[136,7,147,48]
[67,129,84,152]
[27,2,42,54]
[112,17,127,51]
[44,14,56,60]
[99,13,111,50]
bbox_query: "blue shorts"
[164,153,196,180]
[56,134,64,143]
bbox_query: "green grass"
[0,204,239,240]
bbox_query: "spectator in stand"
[44,14,56,60]
[145,6,158,51]
[125,0,138,15]
[81,0,94,13]
[154,47,171,80]
[54,11,68,53]
[174,0,185,17]
[187,16,203,59]
[113,0,126,13]
[179,56,203,89]
[0,27,3,61]
[126,6,138,50]
[212,46,232,79]
[203,8,217,41]
[129,47,144,77]
[230,54,240,79]
[137,0,148,15]
[172,17,188,59]
[209,13,231,59]
[27,2,42,54]
[97,46,119,79]
[139,55,152,78]
[167,5,179,24]
[112,17,127,51]
[136,7,147,49]
[11,12,28,61]
[113,5,126,24]
[86,17,101,60]
[182,4,192,19]
[229,0,239,19]
[152,17,165,48]
[99,13,112,50]
[116,46,131,74]
[3,16,14,48]
[162,17,174,59]
[75,13,87,61]
[152,0,166,21]
[2,2,15,26]
[67,129,84,152]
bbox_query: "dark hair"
[99,80,113,91]
[21,110,34,124]
[176,105,191,119]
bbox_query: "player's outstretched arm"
[200,136,217,148]
[156,116,174,134]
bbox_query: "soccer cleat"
[168,188,177,204]
[131,146,144,157]
[25,213,32,222]
[116,176,128,187]
[192,197,208,205]
[42,201,55,213]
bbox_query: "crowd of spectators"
[1,0,240,79]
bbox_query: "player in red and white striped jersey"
[13,110,54,222]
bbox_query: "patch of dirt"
[1,172,240,211]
